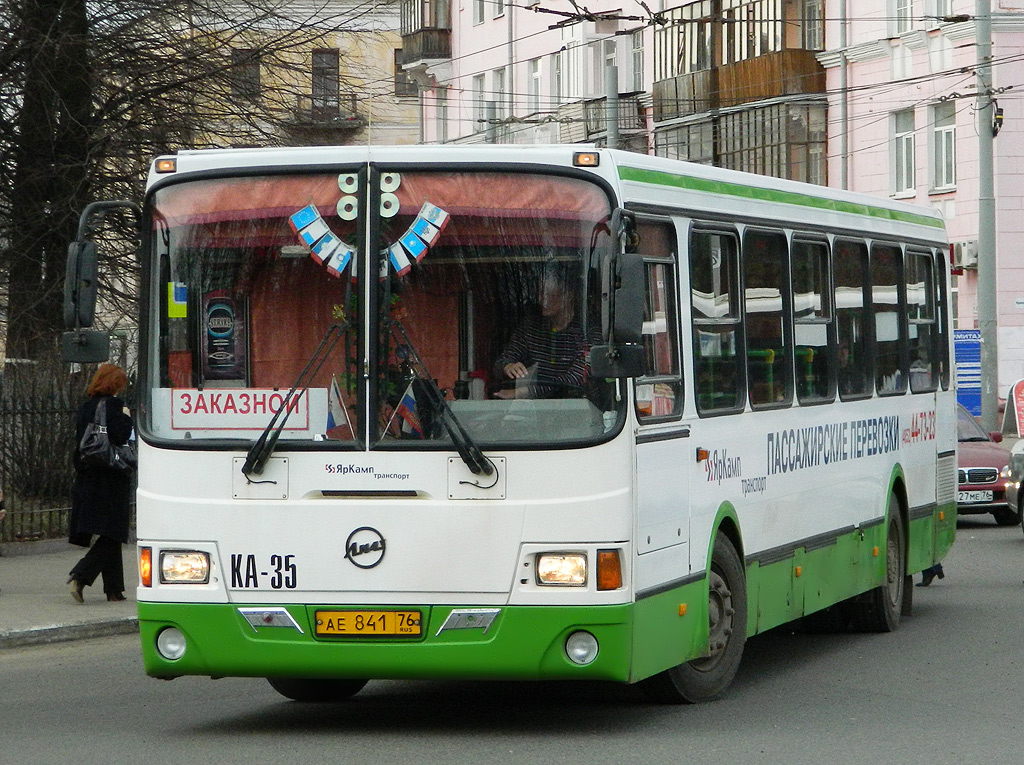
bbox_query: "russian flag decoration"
[289,195,451,283]
[395,384,423,438]
[289,205,353,280]
[326,374,352,438]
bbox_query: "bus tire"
[853,495,905,633]
[267,677,368,702]
[640,534,747,704]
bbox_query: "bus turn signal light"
[140,547,152,587]
[596,549,622,590]
[155,158,177,173]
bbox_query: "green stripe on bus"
[617,166,945,230]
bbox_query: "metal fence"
[0,383,78,544]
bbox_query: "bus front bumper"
[138,601,635,682]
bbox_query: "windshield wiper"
[241,323,347,480]
[390,320,493,477]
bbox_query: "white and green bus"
[64,145,956,702]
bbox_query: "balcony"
[583,93,646,138]
[653,49,824,122]
[290,94,366,130]
[400,28,451,68]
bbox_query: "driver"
[493,268,596,399]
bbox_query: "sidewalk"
[0,542,138,648]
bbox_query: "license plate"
[315,610,422,637]
[958,490,993,504]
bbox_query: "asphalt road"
[2,516,1022,765]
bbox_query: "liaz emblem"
[345,526,386,569]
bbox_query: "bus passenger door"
[632,246,688,593]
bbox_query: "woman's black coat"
[69,395,134,546]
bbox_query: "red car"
[957,404,1017,525]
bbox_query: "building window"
[632,30,644,92]
[551,52,563,102]
[528,59,541,114]
[802,0,824,50]
[721,0,783,65]
[472,74,486,132]
[932,101,956,190]
[231,49,260,101]
[935,0,953,17]
[895,0,913,35]
[893,109,916,194]
[473,0,484,25]
[436,87,448,143]
[311,49,340,118]
[394,50,418,98]
[655,0,713,80]
[654,121,714,163]
[717,103,827,183]
[603,39,617,93]
[493,0,505,17]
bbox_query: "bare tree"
[0,0,404,359]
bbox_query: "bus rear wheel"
[641,534,747,704]
[267,677,368,702]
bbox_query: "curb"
[0,617,139,649]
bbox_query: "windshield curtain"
[144,168,621,448]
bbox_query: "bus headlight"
[160,551,210,584]
[536,553,587,586]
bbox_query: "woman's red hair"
[87,363,127,397]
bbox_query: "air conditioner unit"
[953,240,978,269]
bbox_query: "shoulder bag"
[78,398,137,473]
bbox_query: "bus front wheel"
[267,677,368,702]
[640,534,747,704]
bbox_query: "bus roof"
[149,145,946,243]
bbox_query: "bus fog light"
[565,631,599,665]
[160,551,210,583]
[156,627,187,660]
[537,553,587,586]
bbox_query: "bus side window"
[690,229,743,415]
[792,238,835,404]
[743,229,791,408]
[871,243,907,396]
[907,250,938,393]
[935,248,951,390]
[834,239,872,400]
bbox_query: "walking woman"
[67,363,134,602]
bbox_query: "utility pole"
[976,1,999,431]
[606,65,619,149]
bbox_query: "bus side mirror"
[593,222,646,378]
[62,239,110,362]
[64,240,99,329]
[61,329,110,363]
[611,251,644,345]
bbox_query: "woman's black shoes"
[917,564,945,587]
[67,576,85,603]
[106,592,127,602]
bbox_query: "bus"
[63,145,956,703]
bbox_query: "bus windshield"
[143,168,621,449]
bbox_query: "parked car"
[957,404,1018,525]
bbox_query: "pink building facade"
[820,1,1024,391]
